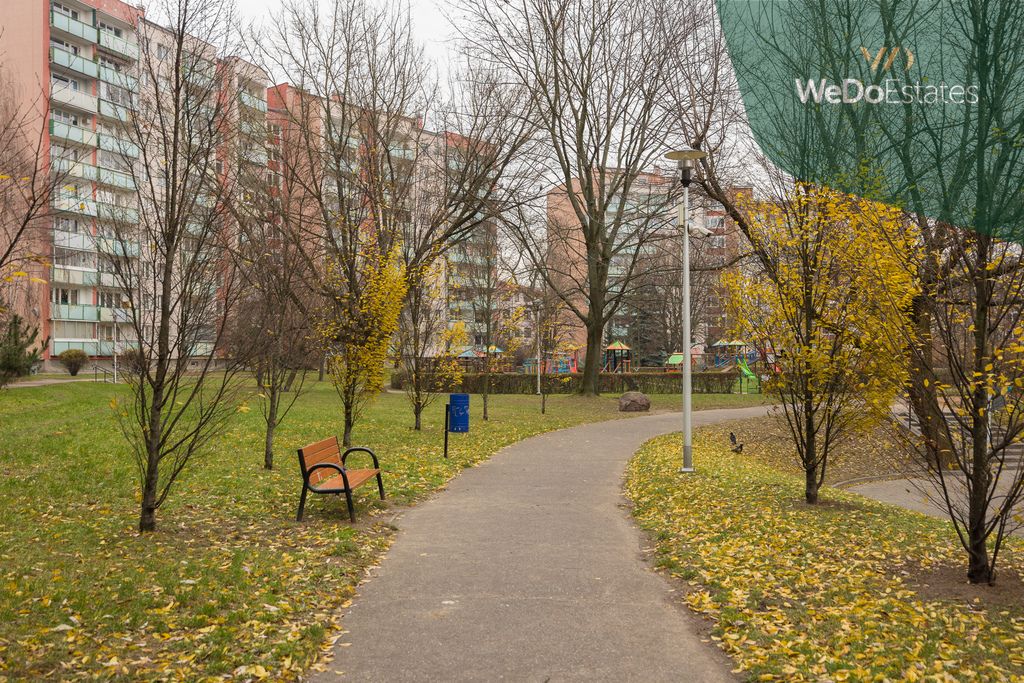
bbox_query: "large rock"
[618,391,651,412]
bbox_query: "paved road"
[314,406,770,682]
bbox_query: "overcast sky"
[236,0,458,73]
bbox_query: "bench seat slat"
[311,468,380,492]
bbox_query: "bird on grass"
[729,431,744,454]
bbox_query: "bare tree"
[230,143,317,468]
[256,0,429,446]
[453,221,522,420]
[457,0,702,395]
[105,0,247,532]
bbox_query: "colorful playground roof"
[665,353,686,365]
[606,341,631,351]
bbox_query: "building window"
[54,247,97,269]
[98,289,127,308]
[51,109,83,127]
[157,44,170,60]
[52,287,80,305]
[50,38,79,55]
[51,3,79,20]
[55,217,81,233]
[97,22,123,38]
[51,73,79,91]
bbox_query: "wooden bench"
[296,437,385,522]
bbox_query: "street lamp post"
[534,303,541,395]
[665,146,707,473]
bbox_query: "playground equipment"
[737,356,758,394]
[603,341,632,373]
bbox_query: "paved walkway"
[850,476,1024,537]
[314,406,770,682]
[7,378,92,388]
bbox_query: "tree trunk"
[139,448,160,532]
[804,465,819,504]
[414,401,422,431]
[318,355,325,382]
[541,391,546,414]
[264,395,278,470]
[906,293,954,468]
[580,318,604,396]
[343,401,354,447]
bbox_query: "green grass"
[626,430,1024,681]
[0,381,762,680]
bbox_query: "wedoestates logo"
[794,45,978,106]
[716,0,1024,240]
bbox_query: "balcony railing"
[98,31,139,60]
[98,134,139,158]
[98,64,137,92]
[50,46,99,79]
[52,158,99,182]
[95,236,139,257]
[239,91,268,112]
[50,11,99,43]
[98,99,131,122]
[49,120,97,147]
[51,267,99,286]
[99,307,132,323]
[97,167,135,190]
[52,304,101,322]
[54,229,96,250]
[53,192,97,217]
[96,202,139,224]
[51,86,98,113]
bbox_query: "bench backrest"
[298,436,342,485]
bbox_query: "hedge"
[391,370,744,395]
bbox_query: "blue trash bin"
[448,393,470,433]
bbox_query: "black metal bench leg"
[376,472,385,500]
[344,489,356,523]
[297,486,308,521]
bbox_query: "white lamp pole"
[534,303,541,395]
[665,147,707,473]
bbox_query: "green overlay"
[717,0,1024,240]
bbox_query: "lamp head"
[665,147,706,187]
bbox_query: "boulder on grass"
[619,391,650,412]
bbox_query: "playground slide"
[738,357,756,379]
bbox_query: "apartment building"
[0,1,269,367]
[544,170,750,365]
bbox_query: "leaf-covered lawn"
[0,381,762,680]
[626,430,1024,682]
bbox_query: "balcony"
[96,201,139,224]
[98,31,138,60]
[50,46,99,80]
[95,236,139,257]
[99,307,132,323]
[50,11,99,44]
[240,147,268,166]
[98,99,131,122]
[52,304,101,322]
[53,192,97,217]
[53,340,102,356]
[51,267,98,286]
[98,134,139,158]
[239,91,267,113]
[98,64,137,92]
[49,120,97,148]
[97,167,135,189]
[51,85,98,113]
[52,158,99,182]
[54,229,96,250]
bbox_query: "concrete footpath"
[313,406,770,682]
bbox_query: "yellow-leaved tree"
[724,183,918,503]
[318,243,407,446]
